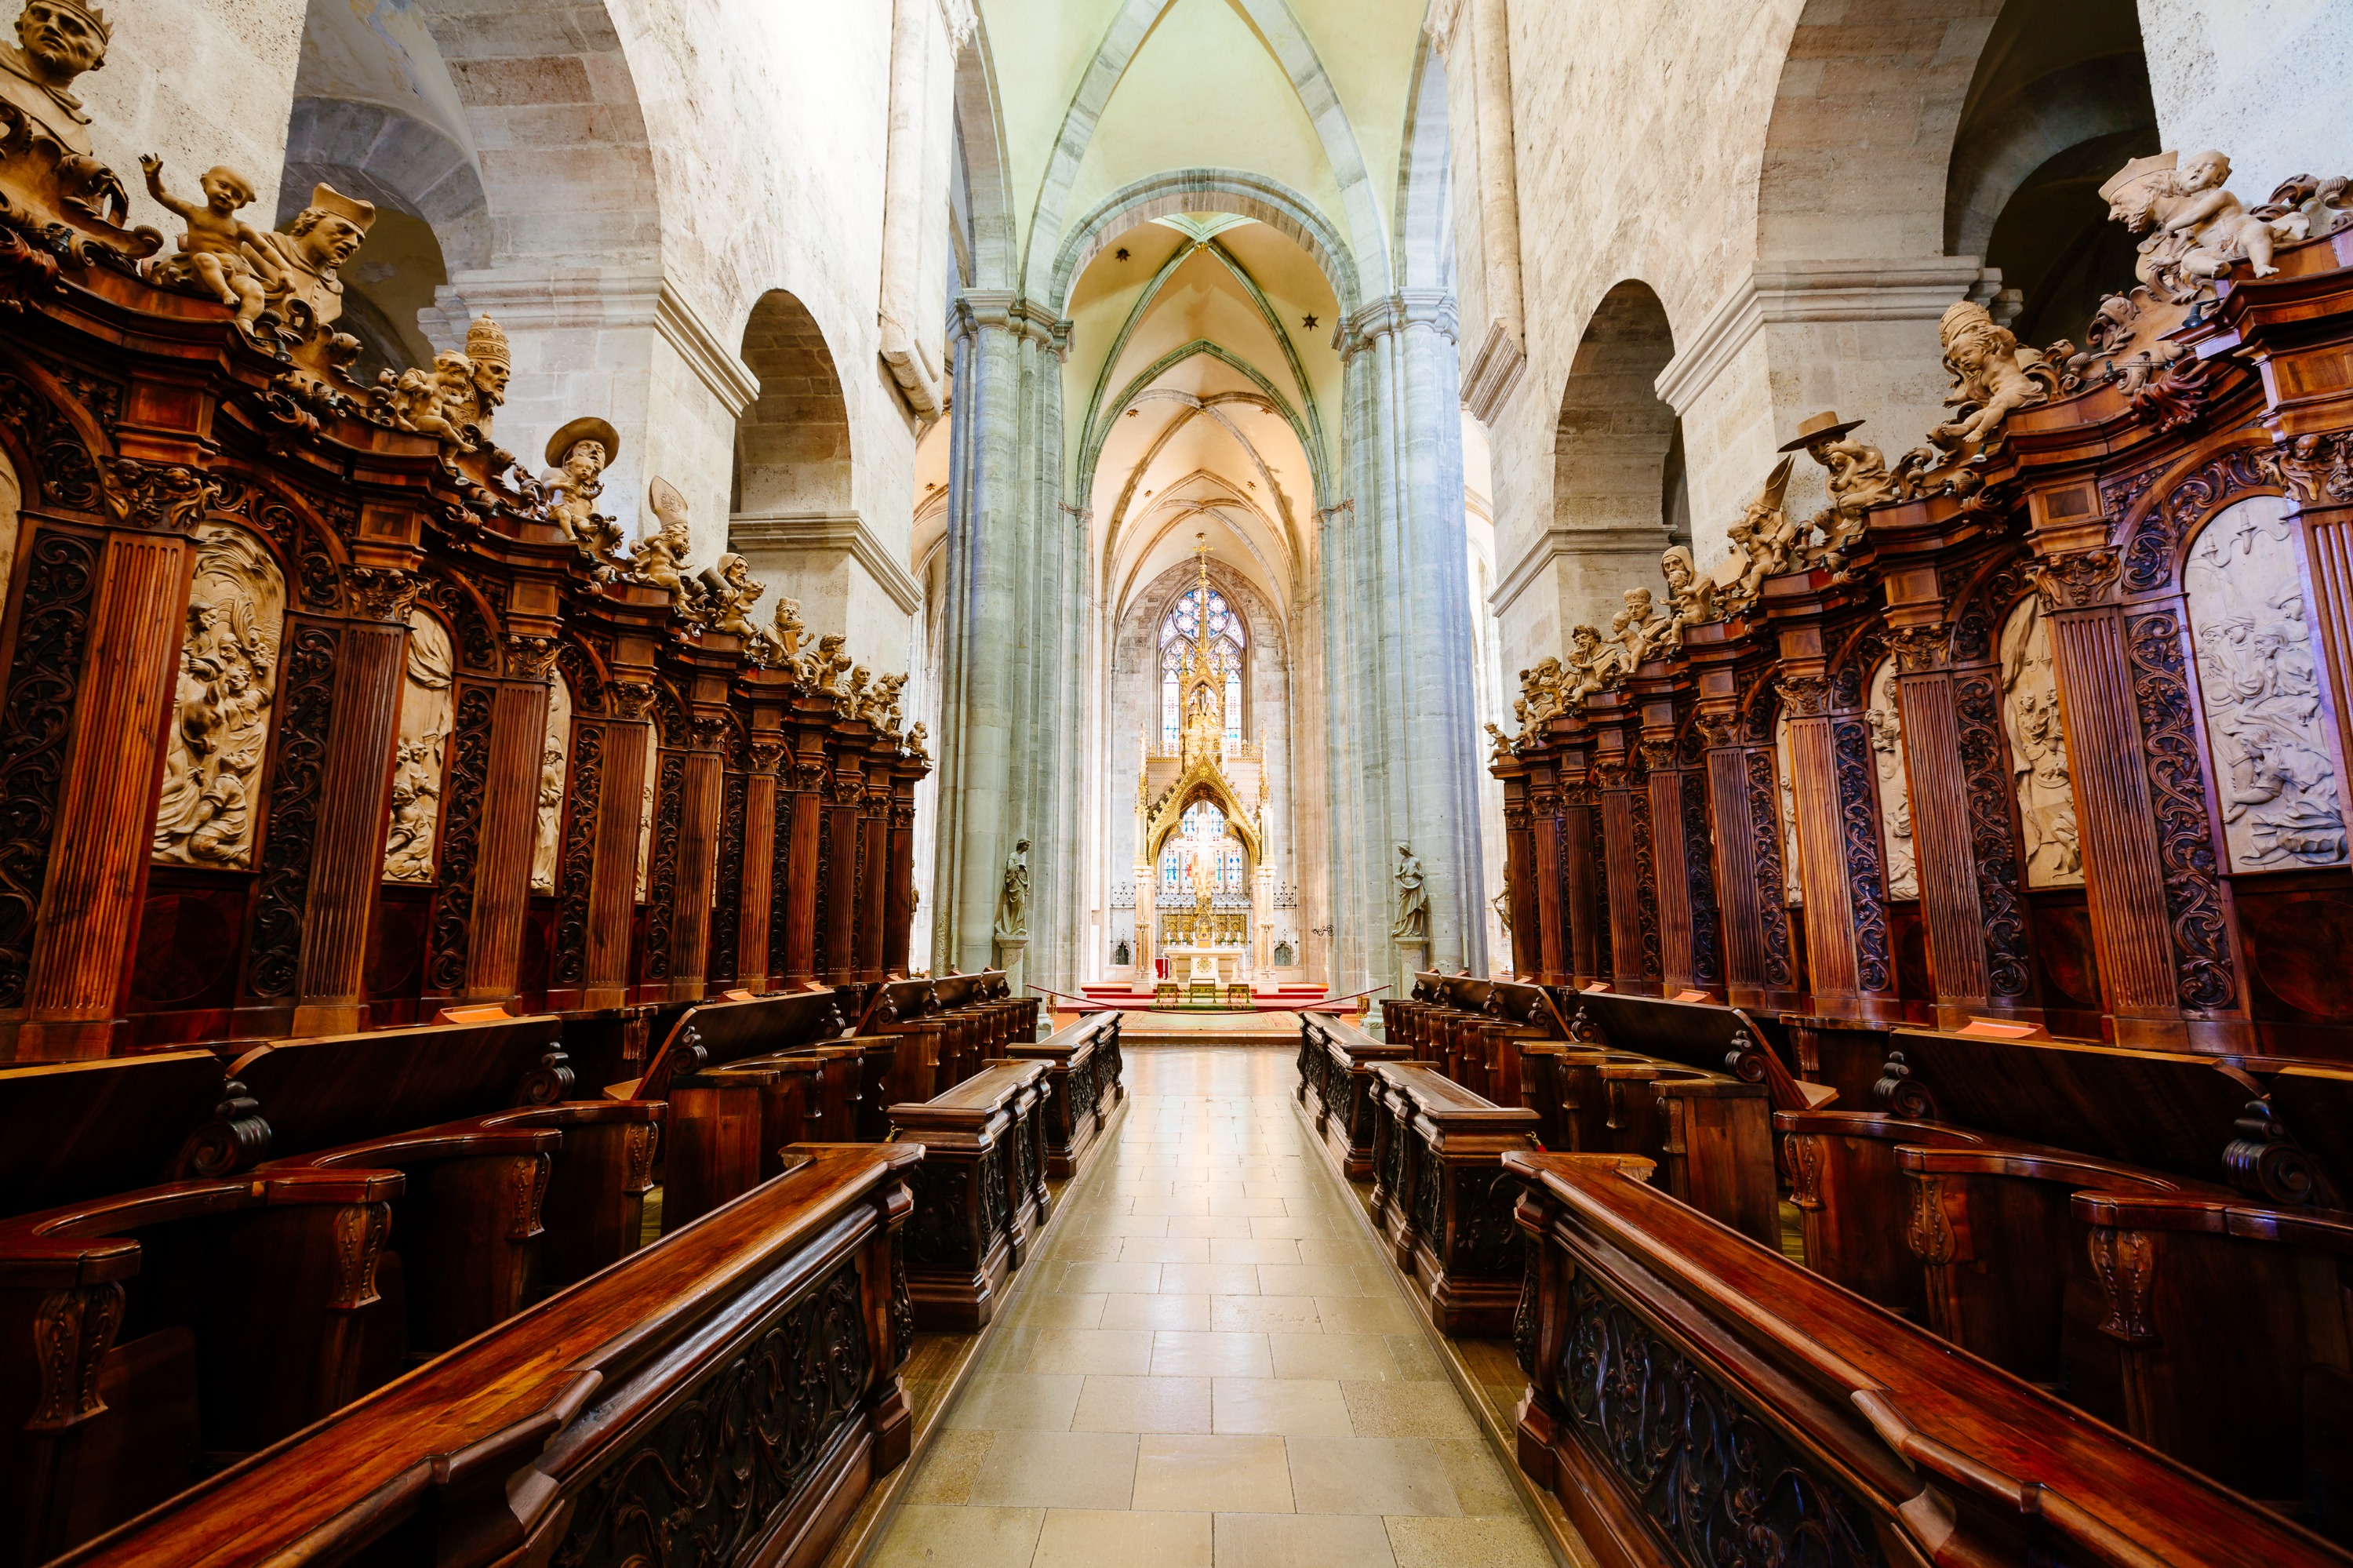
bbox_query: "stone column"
[1328,294,1486,995]
[933,295,1074,985]
[1133,853,1155,989]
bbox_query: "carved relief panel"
[1774,714,1802,906]
[1999,597,2085,888]
[2183,495,2347,870]
[384,609,456,882]
[530,672,573,893]
[636,723,659,901]
[1865,660,1918,900]
[153,524,285,869]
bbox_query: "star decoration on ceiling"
[1115,247,1131,261]
[1300,314,1318,330]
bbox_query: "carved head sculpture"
[1569,624,1602,659]
[1780,409,1869,461]
[1624,587,1656,621]
[198,165,253,213]
[464,315,510,402]
[15,0,107,79]
[283,184,376,272]
[2099,151,2178,231]
[1661,546,1694,591]
[2176,149,2232,198]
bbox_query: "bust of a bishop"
[0,0,108,157]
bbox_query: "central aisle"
[867,1046,1555,1568]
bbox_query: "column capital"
[952,291,1069,355]
[1340,291,1458,356]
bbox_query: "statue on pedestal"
[994,838,1031,940]
[1392,842,1427,942]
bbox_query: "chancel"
[1,0,2351,1565]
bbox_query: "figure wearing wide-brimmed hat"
[1780,409,1895,568]
[540,417,622,554]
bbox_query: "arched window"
[1158,799,1246,893]
[1158,584,1245,745]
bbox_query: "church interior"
[0,0,2349,1562]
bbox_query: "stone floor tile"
[1293,1237,1380,1267]
[1284,1437,1462,1515]
[1382,1333,1447,1381]
[1166,1213,1257,1238]
[867,1504,1042,1567]
[1055,1261,1165,1296]
[1268,1332,1404,1382]
[1132,1433,1295,1512]
[1432,1437,1524,1515]
[1208,1195,1290,1217]
[943,1372,1083,1432]
[1259,1264,1374,1298]
[1384,1515,1553,1568]
[1032,1508,1213,1568]
[1150,1330,1275,1377]
[1339,1381,1480,1437]
[1211,1294,1322,1333]
[1024,1328,1158,1376]
[1012,1292,1107,1330]
[1208,1237,1304,1265]
[1120,1235,1213,1264]
[1162,1262,1262,1295]
[1100,1290,1213,1330]
[1071,1373,1213,1433]
[1313,1296,1419,1334]
[1213,1377,1355,1436]
[966,1428,1140,1509]
[1211,1512,1400,1568]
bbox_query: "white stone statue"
[1392,842,1427,942]
[1999,598,2083,889]
[994,837,1031,940]
[384,609,456,883]
[152,524,282,869]
[1865,662,1917,900]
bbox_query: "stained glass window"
[1158,585,1245,745]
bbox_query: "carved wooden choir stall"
[0,8,1084,1562]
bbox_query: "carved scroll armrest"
[253,1119,562,1176]
[1895,1141,2224,1195]
[495,1099,664,1129]
[0,1170,404,1289]
[1772,1110,1983,1143]
[2070,1190,2353,1253]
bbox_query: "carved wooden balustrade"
[889,1060,1052,1330]
[53,1143,922,1568]
[1295,1012,1411,1177]
[1504,1151,2347,1567]
[1362,1062,1544,1334]
[1003,1011,1125,1177]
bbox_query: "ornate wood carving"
[2124,608,2238,1011]
[710,769,747,984]
[551,722,602,988]
[244,622,340,1001]
[642,751,686,984]
[1952,671,2034,999]
[1679,771,1722,989]
[151,523,284,870]
[0,530,96,1006]
[1831,716,1892,995]
[1741,750,1794,988]
[424,685,495,995]
[2121,446,2272,593]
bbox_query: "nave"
[871,1047,1551,1568]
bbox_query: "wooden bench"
[889,1060,1052,1330]
[1295,1013,1411,1177]
[1003,1012,1124,1177]
[1365,1064,1542,1333]
[56,1144,924,1568]
[1504,1151,2347,1567]
[1560,988,1830,1115]
[0,1050,231,1218]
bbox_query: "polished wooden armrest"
[250,1119,562,1174]
[0,1172,402,1288]
[1896,1141,2227,1192]
[1773,1108,1987,1143]
[2070,1188,2353,1250]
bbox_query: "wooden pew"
[1504,1151,2348,1568]
[56,1144,923,1568]
[1365,1063,1541,1333]
[1004,1012,1124,1177]
[889,1060,1052,1329]
[1559,988,1830,1114]
[1296,1013,1411,1177]
[0,1051,232,1217]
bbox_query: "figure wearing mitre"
[632,478,696,609]
[443,316,511,441]
[1926,300,2055,451]
[251,183,376,375]
[1713,456,1797,606]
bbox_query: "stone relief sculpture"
[1998,597,2084,889]
[140,159,273,331]
[994,838,1031,940]
[1865,661,1918,900]
[635,724,658,901]
[384,609,456,882]
[2185,496,2347,869]
[530,673,573,893]
[1775,715,1802,907]
[1392,842,1428,941]
[152,524,283,868]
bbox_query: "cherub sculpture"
[873,672,908,733]
[695,552,764,639]
[140,159,275,330]
[1486,720,1514,760]
[1927,300,2055,450]
[539,417,620,554]
[379,351,478,449]
[1618,586,1676,663]
[1780,413,1892,569]
[1714,456,1797,605]
[1660,544,1717,634]
[2103,150,2300,300]
[1517,657,1566,734]
[1563,625,1612,698]
[904,720,929,761]
[631,477,696,608]
[805,633,852,694]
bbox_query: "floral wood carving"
[1587,806,1613,979]
[0,529,95,1006]
[709,770,747,984]
[1681,772,1722,988]
[642,751,686,981]
[2029,549,2120,610]
[2257,432,2353,504]
[152,524,282,869]
[243,622,340,1000]
[554,1261,872,1568]
[1741,750,1795,988]
[550,722,601,988]
[423,684,494,995]
[1952,671,2035,999]
[2126,609,2238,1011]
[2121,446,2272,594]
[766,789,794,978]
[1831,715,1893,994]
[1556,1270,1885,1568]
